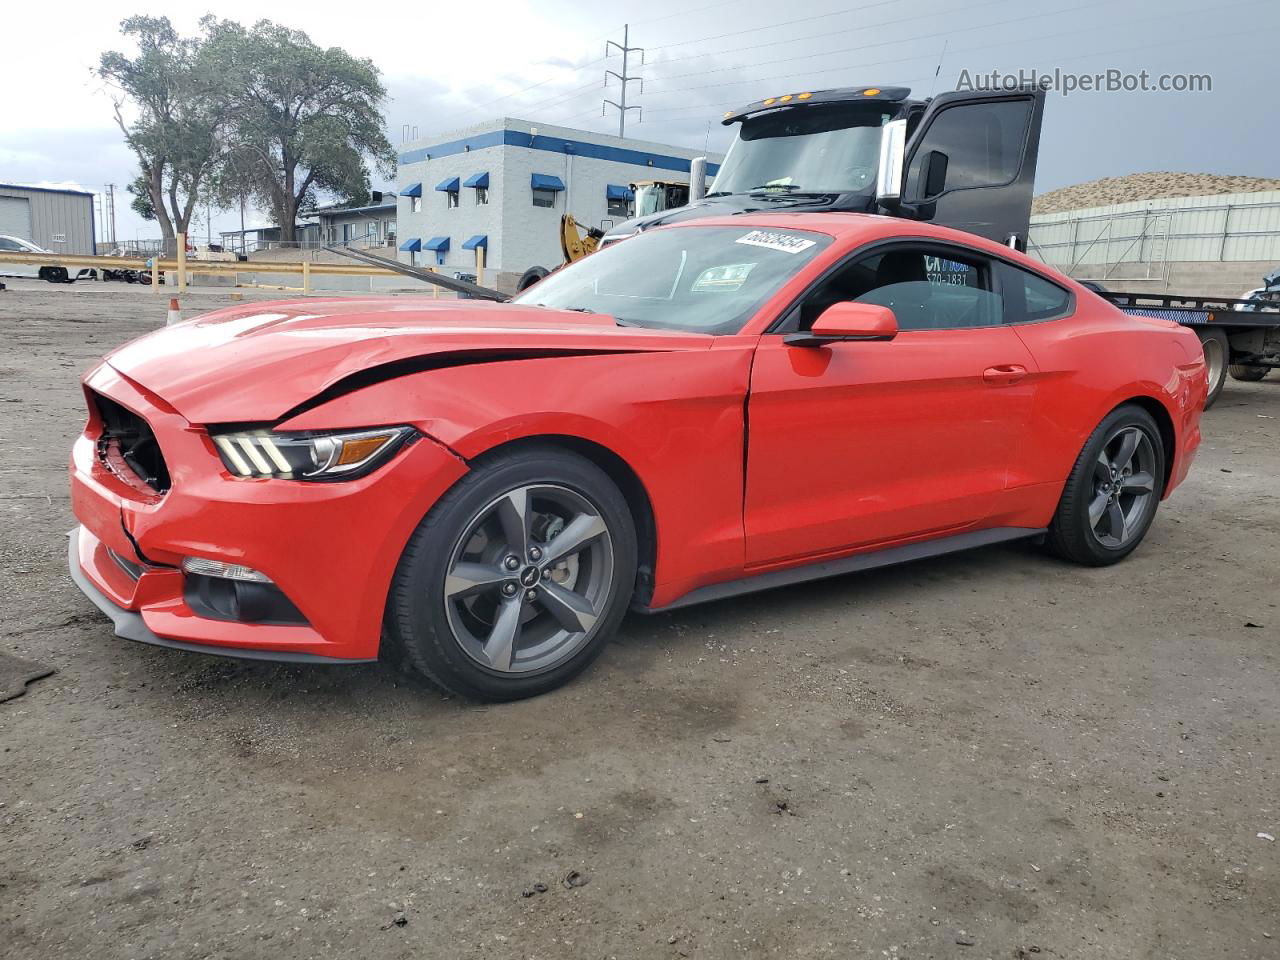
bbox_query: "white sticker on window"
[734,230,816,254]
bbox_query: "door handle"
[983,364,1028,385]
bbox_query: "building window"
[411,196,422,213]
[475,187,488,205]
[532,189,557,208]
[447,191,460,208]
[607,196,632,218]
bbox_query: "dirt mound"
[1033,172,1280,215]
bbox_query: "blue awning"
[398,237,421,252]
[606,184,634,201]
[463,172,489,189]
[423,236,450,252]
[435,177,460,193]
[462,235,488,250]
[399,182,422,197]
[531,173,565,192]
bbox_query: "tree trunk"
[145,163,175,242]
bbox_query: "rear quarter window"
[999,262,1074,324]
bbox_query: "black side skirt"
[639,526,1046,613]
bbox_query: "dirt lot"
[1,277,1277,959]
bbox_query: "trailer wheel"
[1228,364,1269,382]
[516,266,550,292]
[1196,328,1229,409]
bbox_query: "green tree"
[125,172,156,221]
[98,16,233,245]
[212,19,395,242]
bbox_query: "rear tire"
[516,266,550,292]
[1046,404,1165,566]
[387,445,637,701]
[1229,364,1269,382]
[1196,328,1229,409]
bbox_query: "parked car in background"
[0,235,96,282]
[69,214,1207,701]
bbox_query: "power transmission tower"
[603,24,643,138]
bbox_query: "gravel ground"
[1,277,1277,959]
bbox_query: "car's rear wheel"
[388,446,637,700]
[1046,404,1165,566]
[1229,364,1269,382]
[1195,328,1229,409]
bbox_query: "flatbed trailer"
[1100,290,1280,407]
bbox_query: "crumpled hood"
[104,297,710,423]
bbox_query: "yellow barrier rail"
[0,232,406,296]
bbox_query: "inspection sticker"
[735,230,816,254]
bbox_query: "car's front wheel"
[388,445,637,700]
[1046,404,1165,566]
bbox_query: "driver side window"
[795,246,1003,331]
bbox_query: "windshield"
[710,103,891,196]
[635,184,663,217]
[512,225,832,335]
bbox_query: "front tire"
[388,445,637,701]
[1229,364,1269,382]
[1046,404,1165,566]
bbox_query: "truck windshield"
[710,103,892,196]
[635,184,664,217]
[512,225,832,335]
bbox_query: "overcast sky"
[4,0,1276,243]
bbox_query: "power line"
[645,0,905,53]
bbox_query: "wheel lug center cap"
[519,566,540,588]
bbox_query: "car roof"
[654,212,1053,274]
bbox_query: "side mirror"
[784,302,898,347]
[875,118,907,201]
[920,149,949,198]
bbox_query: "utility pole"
[603,24,643,138]
[107,184,117,246]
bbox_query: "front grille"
[92,392,171,494]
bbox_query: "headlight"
[210,426,415,480]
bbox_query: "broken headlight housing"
[211,426,415,481]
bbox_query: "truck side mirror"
[875,119,907,201]
[690,157,708,202]
[921,150,949,199]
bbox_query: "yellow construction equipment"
[560,214,604,264]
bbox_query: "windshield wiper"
[748,183,803,192]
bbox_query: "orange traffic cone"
[166,297,182,326]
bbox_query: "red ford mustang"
[69,213,1207,700]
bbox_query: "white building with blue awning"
[395,117,722,290]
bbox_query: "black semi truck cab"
[602,84,1046,250]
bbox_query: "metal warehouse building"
[0,183,95,256]
[1028,185,1280,297]
[395,118,722,289]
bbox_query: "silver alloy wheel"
[1201,335,1225,392]
[1088,425,1157,549]
[443,483,614,674]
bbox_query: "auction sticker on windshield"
[735,230,817,254]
